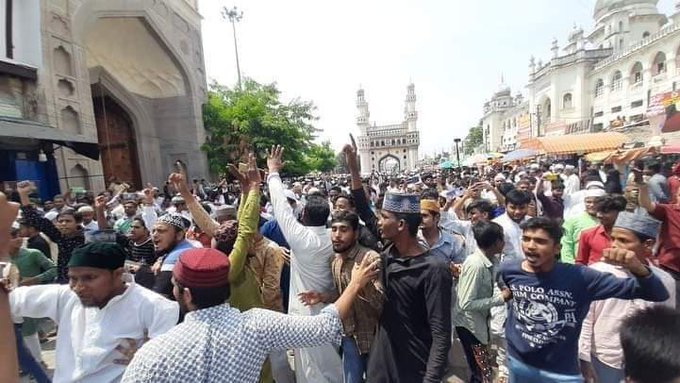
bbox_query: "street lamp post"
[222,6,243,89]
[454,138,462,169]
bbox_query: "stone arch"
[53,46,73,76]
[69,164,90,190]
[60,106,81,134]
[70,3,197,98]
[651,51,667,75]
[630,61,643,84]
[57,78,75,97]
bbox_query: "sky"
[198,0,676,156]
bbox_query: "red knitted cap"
[173,248,230,288]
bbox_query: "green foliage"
[305,141,337,173]
[463,125,483,155]
[201,79,320,176]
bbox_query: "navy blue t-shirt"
[499,260,668,375]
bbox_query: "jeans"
[592,356,625,383]
[14,325,51,383]
[508,355,583,383]
[455,327,484,383]
[341,336,368,383]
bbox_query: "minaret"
[356,88,370,134]
[404,83,417,132]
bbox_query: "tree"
[305,141,337,173]
[463,125,483,155]
[201,79,320,176]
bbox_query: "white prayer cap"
[529,163,540,170]
[307,187,320,195]
[584,188,606,198]
[494,173,506,181]
[77,206,94,214]
[585,181,605,190]
[554,163,564,170]
[564,165,575,171]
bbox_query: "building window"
[611,106,622,113]
[0,0,41,66]
[630,62,643,84]
[610,71,622,91]
[653,52,667,75]
[631,100,643,108]
[594,111,604,117]
[595,79,605,97]
[618,21,623,32]
[562,93,573,109]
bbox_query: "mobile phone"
[238,162,248,173]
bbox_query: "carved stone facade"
[355,84,420,175]
[0,0,207,197]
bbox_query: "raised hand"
[267,145,285,174]
[94,195,107,211]
[350,254,380,288]
[16,181,34,196]
[244,152,261,186]
[602,248,649,277]
[168,172,190,195]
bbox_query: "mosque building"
[482,0,680,153]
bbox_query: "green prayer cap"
[67,242,126,270]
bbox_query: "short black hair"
[466,199,493,215]
[174,280,230,310]
[644,161,661,174]
[472,221,504,250]
[58,208,83,223]
[595,195,627,213]
[505,190,532,206]
[520,217,563,244]
[303,195,330,226]
[497,182,515,197]
[394,212,421,237]
[331,210,359,231]
[551,180,565,190]
[420,189,439,200]
[620,306,680,383]
[333,193,355,208]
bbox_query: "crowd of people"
[0,140,679,383]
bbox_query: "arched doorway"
[93,95,142,189]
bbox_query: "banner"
[647,91,680,134]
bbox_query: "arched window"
[653,52,667,75]
[563,93,573,109]
[630,62,643,84]
[610,71,622,91]
[543,98,552,119]
[595,79,605,97]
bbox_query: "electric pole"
[222,6,243,89]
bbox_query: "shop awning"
[521,132,628,155]
[502,148,539,162]
[0,117,100,160]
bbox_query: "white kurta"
[267,173,343,383]
[10,278,179,383]
[490,213,527,337]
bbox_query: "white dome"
[594,0,658,20]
